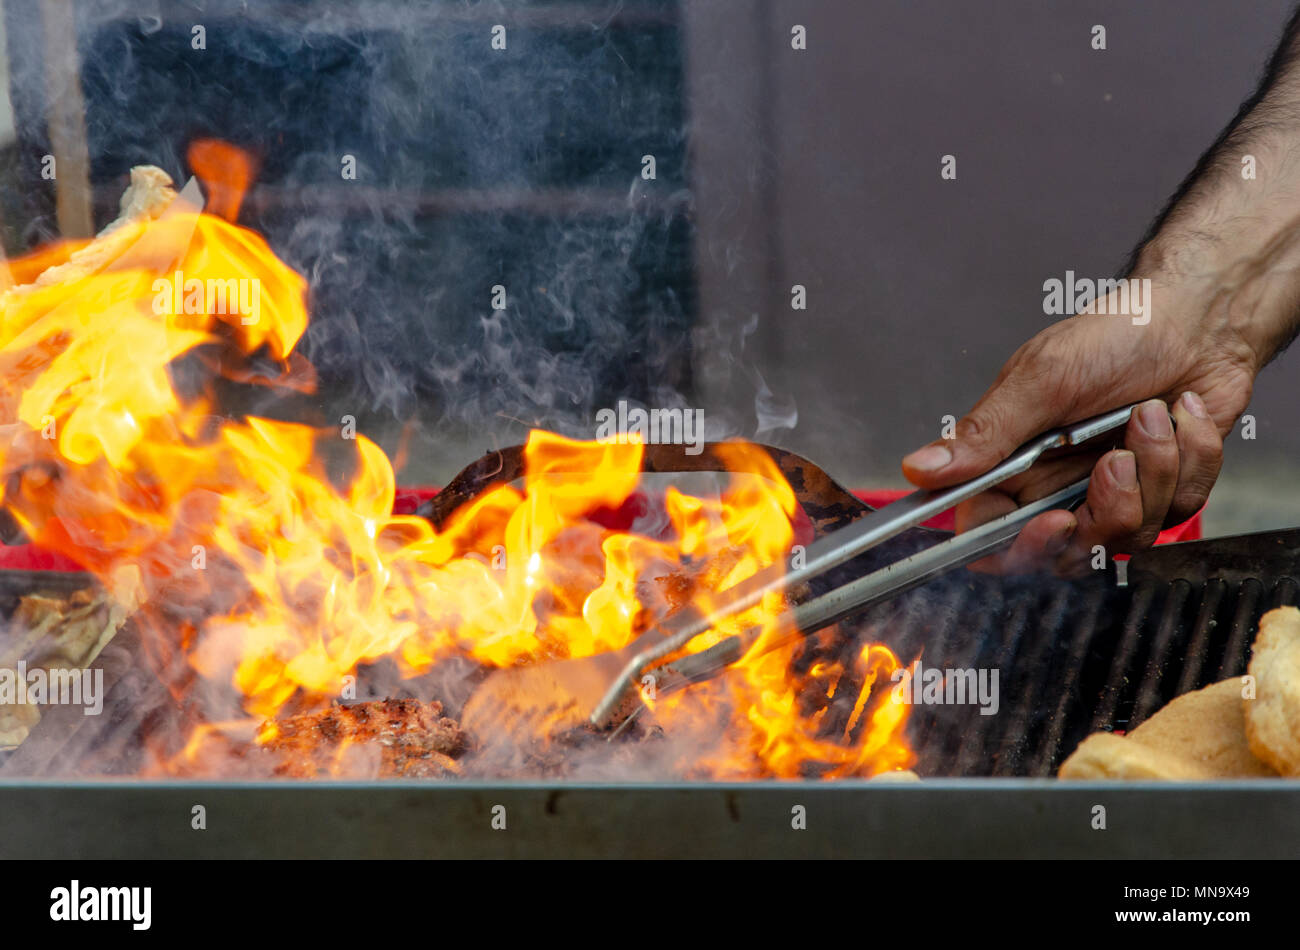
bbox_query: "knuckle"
[1131,524,1164,549]
[1181,419,1224,457]
[956,405,1005,448]
[1194,432,1225,468]
[1113,500,1146,538]
[1168,477,1216,524]
[1137,454,1180,496]
[1181,469,1220,500]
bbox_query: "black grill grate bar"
[904,584,977,766]
[1218,578,1262,680]
[1175,578,1226,696]
[1269,576,1299,608]
[930,584,1011,776]
[1130,578,1192,727]
[950,590,1028,776]
[991,588,1072,776]
[1089,580,1157,733]
[1031,584,1107,776]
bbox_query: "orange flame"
[186,139,258,222]
[0,145,913,779]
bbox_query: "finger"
[954,460,1093,576]
[902,367,1058,490]
[965,507,1078,575]
[1124,398,1181,547]
[1059,449,1144,571]
[1166,391,1223,526]
[955,490,1016,574]
[956,402,1167,575]
[954,489,1018,534]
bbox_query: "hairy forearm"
[1128,7,1300,372]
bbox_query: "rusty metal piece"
[416,441,877,536]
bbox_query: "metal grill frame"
[1,779,1298,859]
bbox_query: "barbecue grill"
[4,443,1300,859]
[4,0,1300,867]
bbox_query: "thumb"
[901,382,1059,489]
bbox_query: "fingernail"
[1138,400,1172,438]
[1181,391,1208,419]
[904,444,953,472]
[1046,521,1076,555]
[1108,450,1137,489]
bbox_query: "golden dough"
[1059,679,1275,779]
[1243,605,1300,775]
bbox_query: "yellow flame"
[0,147,913,778]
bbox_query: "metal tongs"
[590,403,1141,728]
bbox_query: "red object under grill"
[0,486,1202,573]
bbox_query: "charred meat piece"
[260,699,468,778]
[647,546,746,614]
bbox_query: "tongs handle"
[590,402,1140,726]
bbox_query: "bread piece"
[1060,679,1274,779]
[1,165,176,302]
[1243,605,1300,775]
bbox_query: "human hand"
[900,279,1255,574]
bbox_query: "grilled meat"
[260,698,468,778]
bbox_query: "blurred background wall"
[683,0,1300,535]
[2,0,1297,535]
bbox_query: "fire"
[0,144,914,778]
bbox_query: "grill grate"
[850,529,1300,777]
[5,531,1300,779]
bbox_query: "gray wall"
[684,0,1300,532]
